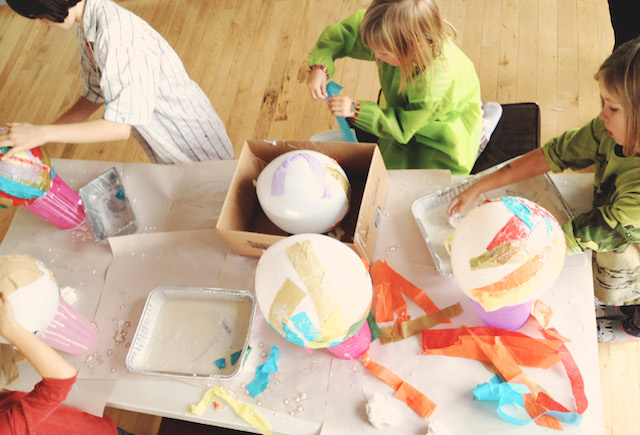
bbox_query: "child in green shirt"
[307,0,483,174]
[448,38,640,342]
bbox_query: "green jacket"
[308,10,483,174]
[544,117,640,254]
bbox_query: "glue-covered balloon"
[450,196,565,311]
[256,150,351,234]
[0,147,54,208]
[254,234,372,349]
[0,254,59,344]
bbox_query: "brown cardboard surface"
[216,140,389,261]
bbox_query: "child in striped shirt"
[0,0,233,164]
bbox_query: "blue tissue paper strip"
[473,377,583,427]
[325,81,358,142]
[247,346,279,398]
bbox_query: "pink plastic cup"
[472,299,533,331]
[37,299,98,355]
[326,320,371,360]
[23,173,86,229]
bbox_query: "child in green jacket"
[307,0,483,174]
[448,38,640,342]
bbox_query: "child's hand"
[447,189,480,228]
[0,292,18,338]
[327,95,357,118]
[307,69,328,99]
[0,123,46,160]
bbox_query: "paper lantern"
[0,254,59,343]
[450,196,566,312]
[254,233,372,349]
[256,150,351,234]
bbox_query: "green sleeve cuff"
[351,100,377,133]
[563,221,584,255]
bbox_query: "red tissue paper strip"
[541,328,588,414]
[421,327,565,369]
[486,215,533,251]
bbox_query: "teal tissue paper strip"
[473,378,583,427]
[247,346,280,398]
[325,81,358,142]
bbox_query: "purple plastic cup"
[472,299,533,331]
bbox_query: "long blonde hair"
[595,38,640,156]
[360,0,455,91]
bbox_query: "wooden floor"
[0,1,636,434]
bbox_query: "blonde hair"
[360,0,455,91]
[595,38,640,156]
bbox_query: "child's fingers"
[447,197,462,228]
[1,147,20,161]
[447,197,460,216]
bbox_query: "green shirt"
[308,10,483,174]
[544,117,640,254]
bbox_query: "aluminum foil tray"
[79,167,137,242]
[412,161,574,277]
[126,287,255,379]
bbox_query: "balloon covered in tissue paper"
[450,196,566,312]
[254,233,372,349]
[256,150,351,234]
[0,254,59,343]
[0,147,54,208]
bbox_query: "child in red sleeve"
[0,292,132,435]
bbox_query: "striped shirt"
[77,0,234,163]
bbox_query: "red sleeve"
[6,376,76,432]
[0,375,117,435]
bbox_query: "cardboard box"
[216,140,389,261]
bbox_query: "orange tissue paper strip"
[361,350,436,418]
[371,260,407,323]
[371,260,449,324]
[532,300,554,329]
[470,255,543,297]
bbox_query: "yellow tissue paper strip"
[379,303,464,344]
[269,278,306,336]
[324,165,351,199]
[286,240,338,322]
[185,387,272,435]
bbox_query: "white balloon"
[256,150,351,234]
[450,196,566,311]
[0,255,59,344]
[254,234,372,348]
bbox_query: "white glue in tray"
[79,167,137,243]
[126,287,255,379]
[412,160,574,278]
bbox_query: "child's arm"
[54,97,105,125]
[307,68,329,100]
[447,148,551,219]
[0,119,131,160]
[0,292,76,380]
[307,9,373,99]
